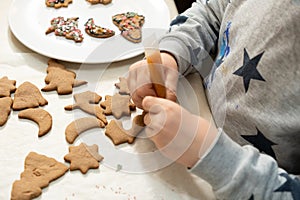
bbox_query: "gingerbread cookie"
[85,18,115,38]
[45,17,84,43]
[12,82,48,111]
[45,0,73,9]
[11,152,68,200]
[112,12,145,43]
[0,76,16,97]
[100,94,136,119]
[42,59,87,95]
[0,97,13,126]
[86,0,112,5]
[65,117,105,144]
[64,143,104,174]
[115,77,130,95]
[105,114,145,145]
[64,91,107,124]
[18,108,53,137]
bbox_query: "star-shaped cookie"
[0,76,16,97]
[115,77,130,95]
[100,94,136,119]
[64,143,104,174]
[105,113,145,145]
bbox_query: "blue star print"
[275,173,300,199]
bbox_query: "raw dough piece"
[18,108,53,137]
[13,82,48,111]
[42,59,87,95]
[64,143,104,174]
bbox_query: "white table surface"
[0,0,216,199]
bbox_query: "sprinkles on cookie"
[45,17,84,43]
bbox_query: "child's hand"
[142,96,218,168]
[127,52,179,109]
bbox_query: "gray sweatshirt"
[159,0,300,199]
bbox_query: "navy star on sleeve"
[275,173,300,200]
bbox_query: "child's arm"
[191,130,300,200]
[159,0,230,76]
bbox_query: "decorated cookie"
[86,0,112,5]
[0,97,13,126]
[12,82,48,111]
[11,152,68,200]
[100,94,136,119]
[115,77,130,95]
[65,117,105,144]
[105,113,145,145]
[85,18,115,38]
[64,143,104,174]
[42,59,87,95]
[112,12,145,43]
[45,17,84,43]
[0,76,16,97]
[64,91,107,124]
[18,108,53,137]
[45,0,73,9]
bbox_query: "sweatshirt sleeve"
[190,129,300,200]
[159,0,230,76]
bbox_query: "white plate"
[8,0,170,63]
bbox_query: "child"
[127,0,300,199]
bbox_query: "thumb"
[142,96,168,113]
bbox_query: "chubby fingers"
[127,61,156,109]
[142,96,165,114]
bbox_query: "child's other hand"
[127,52,179,109]
[142,96,218,168]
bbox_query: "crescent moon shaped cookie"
[112,12,145,43]
[18,108,53,137]
[86,0,112,5]
[65,117,105,144]
[45,0,73,9]
[84,18,115,39]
